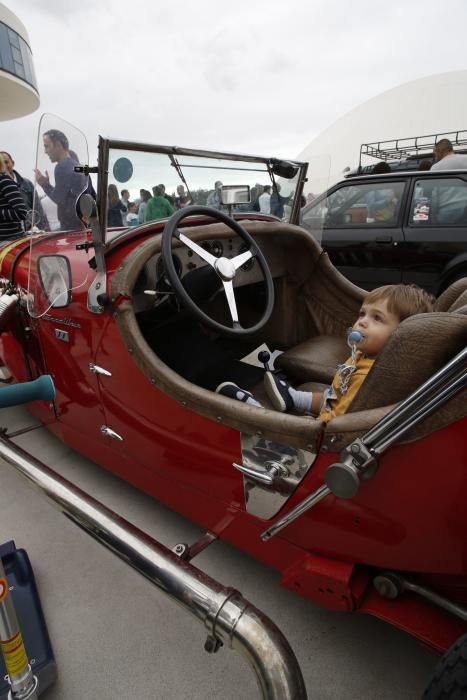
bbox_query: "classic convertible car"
[1,116,466,690]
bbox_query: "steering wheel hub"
[214,257,236,281]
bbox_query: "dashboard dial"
[201,240,223,258]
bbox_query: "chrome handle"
[100,426,123,441]
[233,462,274,486]
[89,363,112,377]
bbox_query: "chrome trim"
[100,426,123,441]
[374,572,467,623]
[0,435,306,700]
[89,363,112,377]
[239,434,318,520]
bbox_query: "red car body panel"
[1,223,466,656]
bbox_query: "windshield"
[102,142,306,242]
[27,114,91,318]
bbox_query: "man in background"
[119,189,130,225]
[1,150,48,230]
[430,139,467,224]
[34,129,85,231]
[207,180,223,209]
[431,139,467,171]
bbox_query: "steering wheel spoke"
[177,230,217,267]
[222,280,240,325]
[232,248,254,270]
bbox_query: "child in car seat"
[216,284,434,420]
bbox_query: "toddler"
[217,284,434,420]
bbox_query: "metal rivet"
[217,416,223,422]
[321,444,328,453]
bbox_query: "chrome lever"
[100,425,123,441]
[233,461,295,495]
[233,462,274,486]
[89,363,112,377]
[261,483,330,541]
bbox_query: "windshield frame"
[96,137,308,244]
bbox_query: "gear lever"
[258,350,271,372]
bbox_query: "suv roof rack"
[359,128,467,167]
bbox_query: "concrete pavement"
[0,405,435,699]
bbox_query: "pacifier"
[347,328,365,348]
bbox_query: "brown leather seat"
[276,279,467,387]
[435,278,467,311]
[275,335,349,384]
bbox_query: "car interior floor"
[137,311,265,391]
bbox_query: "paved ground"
[0,406,436,699]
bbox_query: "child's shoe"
[263,372,295,412]
[216,382,262,407]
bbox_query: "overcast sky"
[2,0,467,177]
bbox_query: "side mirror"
[76,192,97,224]
[220,185,251,206]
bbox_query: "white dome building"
[0,3,39,120]
[298,70,467,195]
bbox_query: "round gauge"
[156,254,183,288]
[238,243,255,271]
[210,240,224,258]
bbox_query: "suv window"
[303,181,406,229]
[409,177,467,226]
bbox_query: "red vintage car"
[1,116,466,695]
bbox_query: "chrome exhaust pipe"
[0,435,306,700]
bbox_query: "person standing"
[1,151,49,230]
[174,184,192,209]
[145,185,174,222]
[107,184,127,227]
[157,184,174,206]
[258,185,272,214]
[34,129,86,231]
[120,189,130,225]
[138,190,152,223]
[0,153,27,243]
[207,180,223,209]
[270,183,289,218]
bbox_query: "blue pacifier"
[347,329,364,347]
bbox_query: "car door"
[302,179,408,290]
[402,174,467,293]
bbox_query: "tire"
[423,634,467,699]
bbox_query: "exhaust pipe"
[0,434,306,700]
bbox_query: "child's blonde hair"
[365,284,435,321]
[0,153,6,173]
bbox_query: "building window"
[0,21,37,91]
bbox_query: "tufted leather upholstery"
[435,278,467,311]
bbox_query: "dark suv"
[301,169,467,293]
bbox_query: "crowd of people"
[108,183,193,227]
[2,132,467,243]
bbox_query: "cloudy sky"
[2,0,467,176]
